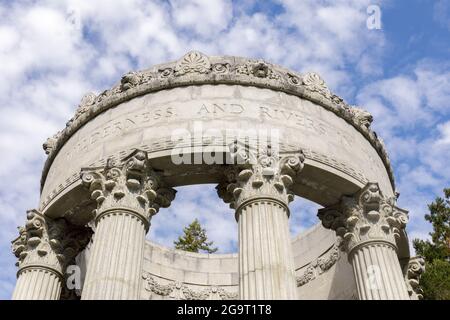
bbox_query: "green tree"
[412,188,450,300]
[174,219,218,254]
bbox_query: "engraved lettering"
[213,103,225,114]
[259,106,272,118]
[154,109,162,119]
[229,103,244,114]
[165,107,174,117]
[198,104,210,115]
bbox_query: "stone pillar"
[11,210,91,300]
[80,150,176,300]
[217,145,304,299]
[318,183,410,300]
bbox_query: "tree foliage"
[174,219,218,254]
[412,188,450,300]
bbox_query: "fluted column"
[80,150,176,300]
[13,268,62,300]
[11,210,91,300]
[318,183,410,300]
[217,145,304,299]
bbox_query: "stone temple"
[11,51,425,300]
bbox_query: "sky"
[0,0,449,299]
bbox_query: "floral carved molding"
[296,239,343,287]
[41,51,395,191]
[142,272,238,300]
[404,256,425,300]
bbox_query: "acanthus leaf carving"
[216,142,305,212]
[318,182,409,253]
[302,72,332,98]
[404,256,425,300]
[11,209,92,275]
[80,149,176,227]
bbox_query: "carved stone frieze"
[80,149,176,228]
[40,51,394,194]
[296,240,343,287]
[235,59,281,80]
[404,256,425,300]
[11,209,92,276]
[302,72,332,98]
[216,142,305,212]
[318,182,408,253]
[142,273,238,300]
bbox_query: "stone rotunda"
[11,51,424,300]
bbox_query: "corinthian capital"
[11,210,92,276]
[216,143,305,213]
[404,256,425,300]
[80,149,176,228]
[317,182,408,253]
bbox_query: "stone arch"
[11,51,419,300]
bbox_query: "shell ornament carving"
[175,51,211,76]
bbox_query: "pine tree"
[413,188,450,262]
[413,188,450,300]
[174,219,218,254]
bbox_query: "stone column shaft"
[12,268,62,300]
[350,242,409,300]
[218,145,305,300]
[238,200,297,299]
[81,210,146,299]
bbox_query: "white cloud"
[357,61,450,257]
[170,0,233,38]
[0,0,446,299]
[433,0,450,30]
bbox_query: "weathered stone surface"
[318,183,411,300]
[12,52,413,300]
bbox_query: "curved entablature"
[41,51,394,191]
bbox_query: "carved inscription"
[197,103,244,115]
[64,106,176,160]
[42,99,387,206]
[259,106,327,135]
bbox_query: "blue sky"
[0,0,449,300]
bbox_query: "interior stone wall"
[133,223,355,300]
